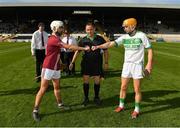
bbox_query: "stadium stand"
[1,7,180,42]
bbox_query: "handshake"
[83,45,99,51]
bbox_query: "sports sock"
[58,102,64,107]
[94,84,100,98]
[118,98,125,108]
[134,102,140,113]
[33,107,39,113]
[83,83,89,99]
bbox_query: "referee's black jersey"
[79,34,106,76]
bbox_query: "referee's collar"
[86,33,97,41]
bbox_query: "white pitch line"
[154,50,180,58]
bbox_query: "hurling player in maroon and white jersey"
[32,20,90,122]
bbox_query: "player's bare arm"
[145,48,153,73]
[69,50,80,70]
[61,43,90,51]
[91,41,116,51]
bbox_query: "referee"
[69,22,108,106]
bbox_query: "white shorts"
[41,68,61,80]
[121,62,144,79]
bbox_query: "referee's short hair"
[86,22,95,27]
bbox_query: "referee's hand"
[84,46,90,51]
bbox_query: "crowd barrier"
[1,33,180,42]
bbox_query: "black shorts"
[81,59,102,76]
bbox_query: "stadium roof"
[0,0,180,9]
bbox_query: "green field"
[0,42,180,127]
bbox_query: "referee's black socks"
[94,84,100,98]
[83,83,89,99]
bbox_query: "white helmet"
[50,20,64,32]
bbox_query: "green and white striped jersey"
[115,31,151,64]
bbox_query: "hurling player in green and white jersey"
[91,18,153,119]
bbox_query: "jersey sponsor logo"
[123,38,142,50]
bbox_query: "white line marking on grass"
[154,51,180,58]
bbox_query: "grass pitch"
[0,42,180,127]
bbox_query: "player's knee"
[121,85,127,92]
[53,84,60,91]
[134,89,141,95]
[38,88,46,95]
[54,86,59,91]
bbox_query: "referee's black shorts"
[81,59,102,76]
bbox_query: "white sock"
[134,106,140,113]
[58,103,64,107]
[118,98,125,108]
[33,109,39,113]
[119,102,124,108]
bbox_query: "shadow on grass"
[41,89,180,119]
[41,94,119,119]
[104,69,122,78]
[0,86,40,96]
[0,84,77,96]
[61,69,122,79]
[141,90,180,115]
[124,90,180,115]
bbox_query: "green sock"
[134,102,140,113]
[119,98,125,108]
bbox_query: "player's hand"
[91,46,98,51]
[145,64,152,74]
[104,63,108,71]
[69,63,74,70]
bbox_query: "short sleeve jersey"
[43,35,63,70]
[79,34,106,63]
[115,31,151,64]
